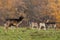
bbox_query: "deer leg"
[15,24,19,28]
[43,25,46,30]
[54,24,56,29]
[32,25,34,29]
[4,22,10,29]
[39,25,42,30]
[4,23,7,29]
[30,23,32,28]
[37,26,38,29]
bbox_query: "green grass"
[0,26,60,40]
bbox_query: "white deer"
[39,22,46,30]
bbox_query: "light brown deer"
[30,22,38,29]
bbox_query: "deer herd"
[4,16,56,30]
[30,20,56,30]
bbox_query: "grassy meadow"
[0,26,60,40]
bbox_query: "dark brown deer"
[30,22,38,29]
[46,20,56,29]
[4,16,24,29]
